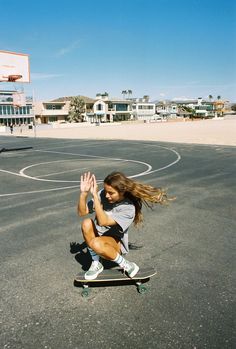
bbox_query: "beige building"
[34,101,70,124]
[34,95,95,124]
[34,93,159,124]
[33,93,229,125]
[34,94,134,124]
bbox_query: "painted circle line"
[19,158,152,183]
[0,145,181,197]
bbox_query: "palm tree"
[127,90,132,99]
[122,90,127,99]
[208,95,213,101]
[208,95,214,115]
[231,103,236,112]
[216,95,223,116]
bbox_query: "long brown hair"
[104,171,169,226]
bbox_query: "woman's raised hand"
[80,172,93,193]
[90,174,98,196]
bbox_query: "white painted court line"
[35,167,87,178]
[0,169,25,177]
[0,185,80,197]
[0,144,181,197]
[142,148,181,175]
[19,154,152,183]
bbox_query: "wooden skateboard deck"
[74,267,156,297]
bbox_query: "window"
[116,104,128,111]
[138,105,154,110]
[96,104,103,111]
[2,106,7,114]
[49,116,58,122]
[45,104,62,110]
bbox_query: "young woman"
[78,171,168,280]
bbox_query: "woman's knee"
[90,237,120,255]
[90,237,104,254]
[81,218,93,233]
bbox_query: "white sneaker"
[84,261,104,280]
[124,261,139,278]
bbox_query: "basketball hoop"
[8,74,22,82]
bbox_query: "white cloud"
[172,96,195,101]
[31,73,63,80]
[57,40,80,56]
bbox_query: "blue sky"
[1,0,236,101]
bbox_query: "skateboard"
[74,267,156,297]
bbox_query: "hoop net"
[13,92,26,107]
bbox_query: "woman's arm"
[77,192,89,216]
[77,172,93,216]
[91,175,117,227]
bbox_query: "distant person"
[77,171,170,280]
[9,124,13,134]
[19,123,23,133]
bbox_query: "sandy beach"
[3,117,236,146]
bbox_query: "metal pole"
[32,89,36,138]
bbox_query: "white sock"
[112,253,128,268]
[87,247,100,264]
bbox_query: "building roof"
[51,95,95,104]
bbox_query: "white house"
[87,93,133,123]
[132,97,156,121]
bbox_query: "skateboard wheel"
[81,289,90,297]
[138,285,147,294]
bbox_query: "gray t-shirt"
[88,189,135,254]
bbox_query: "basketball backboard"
[0,50,30,83]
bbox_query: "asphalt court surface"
[0,135,235,349]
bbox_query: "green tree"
[217,95,221,100]
[181,105,196,119]
[231,103,236,112]
[68,97,85,122]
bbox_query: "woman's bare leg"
[90,236,120,260]
[81,218,139,278]
[81,218,98,245]
[81,218,120,260]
